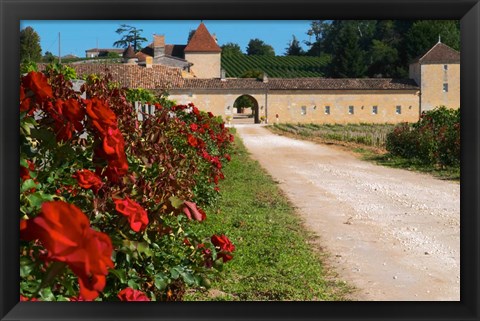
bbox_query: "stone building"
[69,22,459,124]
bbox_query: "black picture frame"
[1,0,479,320]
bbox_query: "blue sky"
[20,20,314,57]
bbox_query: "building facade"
[69,23,459,125]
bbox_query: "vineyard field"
[221,55,330,78]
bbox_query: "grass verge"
[184,130,353,301]
[268,124,459,182]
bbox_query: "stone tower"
[184,22,222,78]
[409,41,460,112]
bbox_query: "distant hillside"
[221,55,330,78]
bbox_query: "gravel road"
[235,124,460,301]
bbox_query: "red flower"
[224,154,231,161]
[182,201,206,221]
[20,295,39,301]
[20,201,114,301]
[102,127,126,160]
[114,197,149,232]
[192,106,200,115]
[187,134,198,147]
[211,234,235,263]
[20,160,35,181]
[207,112,214,118]
[85,98,117,136]
[190,123,198,132]
[22,71,53,102]
[73,169,103,193]
[117,288,150,301]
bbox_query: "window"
[396,105,402,115]
[325,106,330,115]
[443,83,449,92]
[443,64,448,71]
[301,106,307,115]
[348,106,354,115]
[372,106,378,115]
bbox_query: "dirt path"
[234,125,460,301]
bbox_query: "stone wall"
[169,89,420,124]
[420,63,460,111]
[184,52,221,78]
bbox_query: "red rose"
[117,288,150,301]
[190,123,199,132]
[192,106,200,115]
[102,127,126,160]
[187,134,198,147]
[114,197,149,232]
[211,234,235,263]
[22,71,53,102]
[20,201,114,301]
[224,154,231,161]
[20,295,39,301]
[182,201,206,221]
[73,169,103,193]
[85,98,117,136]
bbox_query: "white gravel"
[235,125,460,301]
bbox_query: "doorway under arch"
[232,95,260,124]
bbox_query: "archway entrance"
[232,95,259,124]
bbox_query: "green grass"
[184,130,352,301]
[269,124,460,182]
[356,148,460,181]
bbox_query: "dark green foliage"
[304,20,459,78]
[285,35,305,56]
[246,38,275,56]
[113,24,148,51]
[386,106,460,167]
[329,22,367,78]
[20,26,42,63]
[221,43,243,57]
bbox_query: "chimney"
[262,73,268,83]
[145,56,153,68]
[220,68,226,81]
[212,33,218,43]
[153,34,165,60]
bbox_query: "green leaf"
[180,271,196,286]
[169,196,184,209]
[21,179,38,193]
[110,269,127,283]
[20,258,35,278]
[39,287,55,301]
[26,192,54,209]
[154,274,168,291]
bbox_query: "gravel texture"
[235,124,460,301]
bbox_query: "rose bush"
[20,69,235,301]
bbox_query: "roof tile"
[184,23,221,53]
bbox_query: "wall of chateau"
[169,89,420,124]
[420,63,460,111]
[184,52,221,78]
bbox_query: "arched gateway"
[232,94,260,124]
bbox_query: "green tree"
[240,69,263,79]
[246,39,275,56]
[329,22,366,77]
[20,26,42,63]
[221,42,243,57]
[405,20,460,63]
[285,35,305,56]
[113,24,148,51]
[43,51,56,63]
[367,39,399,77]
[187,29,196,43]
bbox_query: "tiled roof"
[172,78,419,91]
[412,42,460,64]
[85,48,125,53]
[165,45,186,58]
[184,23,221,53]
[37,63,418,91]
[136,43,186,62]
[38,63,184,90]
[123,45,136,59]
